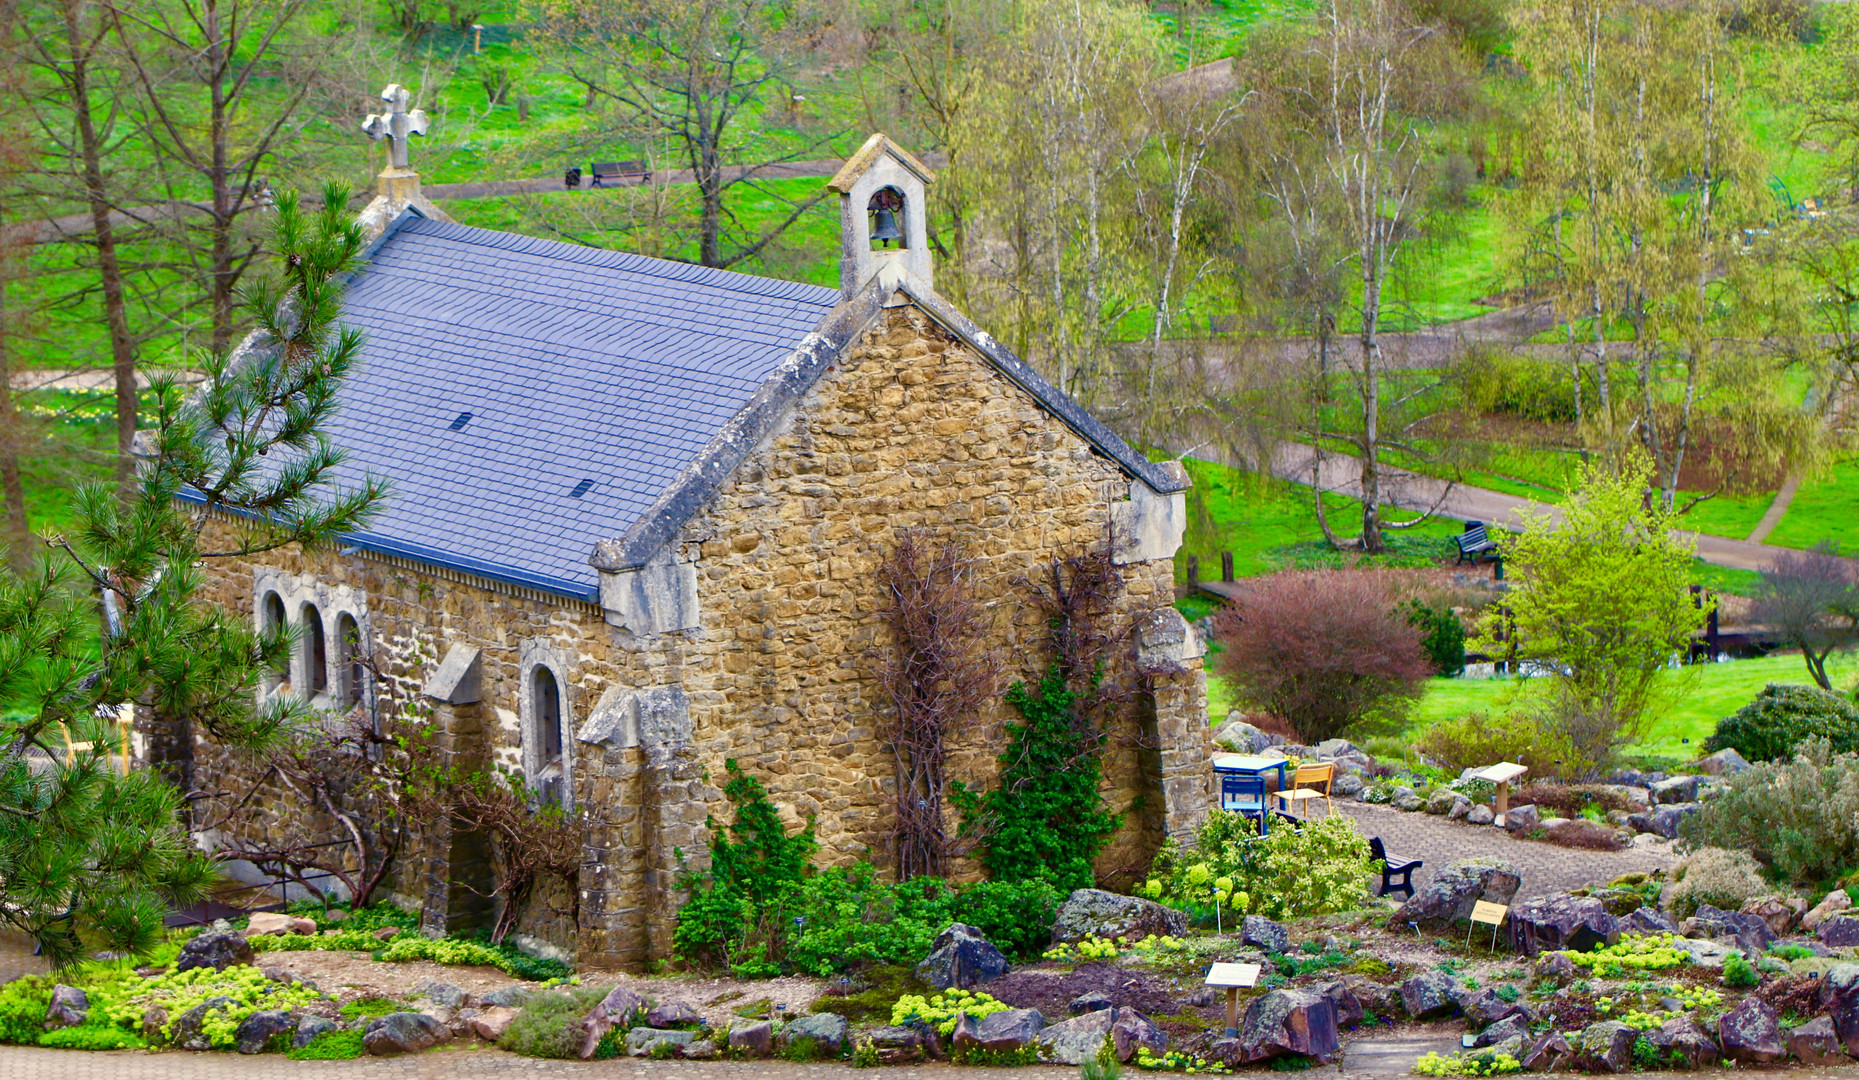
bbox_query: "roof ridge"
[396,216,839,305]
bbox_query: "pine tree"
[0,183,385,967]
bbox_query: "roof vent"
[569,479,594,499]
[447,412,473,431]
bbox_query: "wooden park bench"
[1453,523,1499,565]
[589,160,651,188]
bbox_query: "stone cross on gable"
[361,84,429,171]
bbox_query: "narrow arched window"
[532,666,565,807]
[303,605,328,696]
[262,592,288,683]
[336,613,364,707]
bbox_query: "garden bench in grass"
[1369,837,1422,900]
[589,160,651,187]
[1453,523,1499,565]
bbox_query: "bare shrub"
[1669,846,1771,918]
[1516,782,1641,817]
[1212,571,1432,744]
[1540,819,1626,851]
[1415,710,1576,777]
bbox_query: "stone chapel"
[172,91,1215,969]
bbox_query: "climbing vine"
[954,550,1130,890]
[878,530,998,880]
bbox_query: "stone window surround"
[253,567,371,712]
[518,637,576,810]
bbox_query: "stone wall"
[177,297,1212,971]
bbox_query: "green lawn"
[1765,454,1859,552]
[1207,651,1859,760]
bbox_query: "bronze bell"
[871,207,903,247]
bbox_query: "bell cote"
[827,133,935,299]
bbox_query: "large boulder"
[727,1021,773,1058]
[864,1025,927,1064]
[479,986,533,1009]
[1400,971,1460,1019]
[1691,748,1750,775]
[363,1012,448,1056]
[176,931,254,973]
[1500,803,1540,832]
[1818,916,1859,948]
[1572,1020,1637,1073]
[1679,937,1734,969]
[577,985,649,1059]
[1214,718,1273,753]
[1645,1017,1719,1070]
[1425,788,1459,815]
[780,1013,848,1057]
[1052,888,1186,943]
[1508,894,1619,956]
[471,1007,517,1042]
[293,1016,336,1049]
[1688,904,1776,954]
[234,1009,296,1054]
[1036,1009,1115,1065]
[171,996,236,1051]
[1788,1016,1847,1065]
[1111,1009,1167,1062]
[626,1028,700,1057]
[1741,897,1805,936]
[1647,803,1698,839]
[245,912,316,936]
[1313,980,1364,1029]
[1466,804,1494,825]
[645,1001,703,1029]
[1821,963,1859,1055]
[953,1008,1045,1055]
[1649,775,1700,804]
[43,985,87,1031]
[411,979,468,1010]
[1622,907,1679,935]
[1806,890,1854,931]
[1391,857,1521,930]
[1236,988,1340,1063]
[1457,987,1531,1029]
[916,923,1009,990]
[1472,1014,1531,1050]
[1241,915,1289,955]
[1719,996,1786,1064]
[1520,1032,1573,1072]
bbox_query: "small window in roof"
[448,412,473,430]
[570,479,594,498]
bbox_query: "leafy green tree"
[1471,452,1707,777]
[0,183,382,966]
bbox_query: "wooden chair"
[1219,773,1271,836]
[1273,762,1335,818]
[1369,837,1423,900]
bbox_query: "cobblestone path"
[1336,802,1679,899]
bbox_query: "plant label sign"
[1204,962,1262,988]
[1468,900,1510,950]
[1205,963,1262,1037]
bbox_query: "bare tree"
[1755,544,1859,692]
[110,0,318,354]
[0,0,31,563]
[538,0,831,269]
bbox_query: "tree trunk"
[0,282,29,570]
[62,0,139,493]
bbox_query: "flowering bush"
[1044,936,1124,962]
[891,990,1010,1034]
[1134,1045,1232,1072]
[1414,1051,1523,1076]
[1559,935,1690,978]
[1145,812,1375,920]
[97,963,327,1048]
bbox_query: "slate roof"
[324,213,841,600]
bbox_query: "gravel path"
[1337,801,1679,899]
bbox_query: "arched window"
[302,605,328,696]
[531,666,565,807]
[335,613,364,707]
[262,592,288,684]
